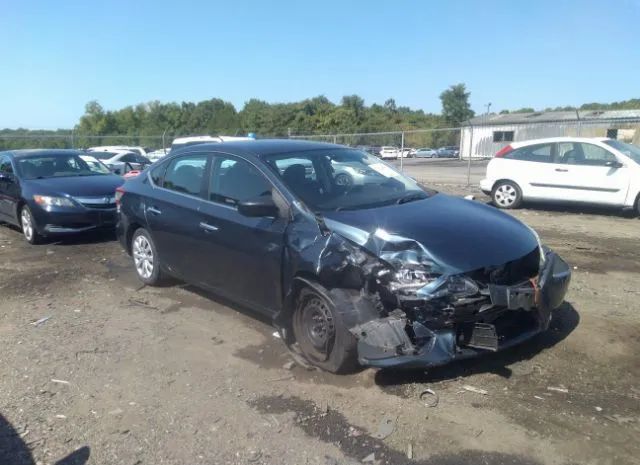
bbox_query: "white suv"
[480,137,640,214]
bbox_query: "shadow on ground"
[375,302,579,387]
[0,413,90,465]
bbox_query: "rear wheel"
[292,287,358,374]
[131,228,166,285]
[492,181,523,209]
[20,205,42,245]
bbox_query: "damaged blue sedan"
[116,140,571,373]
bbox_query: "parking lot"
[1,160,639,465]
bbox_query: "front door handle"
[555,168,569,172]
[147,206,162,215]
[199,222,219,232]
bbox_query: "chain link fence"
[0,133,171,152]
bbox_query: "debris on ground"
[283,360,295,370]
[361,452,375,463]
[462,385,488,395]
[407,442,413,459]
[419,388,439,407]
[547,386,569,394]
[372,415,396,439]
[30,316,52,327]
[51,379,70,385]
[603,414,636,425]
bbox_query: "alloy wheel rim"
[133,235,154,279]
[21,209,33,241]
[495,184,517,207]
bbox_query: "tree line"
[0,84,474,150]
[1,85,637,151]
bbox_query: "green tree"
[439,84,474,125]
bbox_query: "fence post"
[162,127,168,153]
[467,125,474,187]
[400,131,405,172]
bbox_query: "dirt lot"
[1,170,639,465]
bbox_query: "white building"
[460,109,640,159]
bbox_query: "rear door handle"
[555,168,569,172]
[199,222,219,232]
[147,206,162,215]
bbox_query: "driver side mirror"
[237,195,279,217]
[605,160,623,169]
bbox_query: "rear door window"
[162,154,208,197]
[506,143,553,163]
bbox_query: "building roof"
[466,109,640,126]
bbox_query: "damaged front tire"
[292,287,359,374]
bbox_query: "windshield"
[263,148,430,212]
[17,154,108,179]
[80,156,112,174]
[604,139,640,164]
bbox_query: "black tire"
[292,287,358,374]
[334,173,353,187]
[131,228,166,286]
[492,180,523,209]
[19,205,43,245]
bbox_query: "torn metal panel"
[275,199,571,370]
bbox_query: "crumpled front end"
[351,239,571,369]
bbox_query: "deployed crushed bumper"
[354,250,571,369]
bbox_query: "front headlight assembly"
[527,225,546,269]
[33,195,75,208]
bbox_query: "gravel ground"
[1,172,639,465]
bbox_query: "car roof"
[511,136,612,147]
[0,149,85,159]
[171,138,345,158]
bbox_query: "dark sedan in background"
[116,140,570,374]
[0,149,124,244]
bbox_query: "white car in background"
[170,135,254,152]
[379,146,400,160]
[88,150,152,175]
[88,146,148,157]
[480,137,640,214]
[145,149,169,162]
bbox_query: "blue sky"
[1,0,638,129]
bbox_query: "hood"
[322,193,538,273]
[24,175,124,197]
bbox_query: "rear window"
[505,143,553,163]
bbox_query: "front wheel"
[20,205,42,244]
[492,181,523,209]
[292,287,358,374]
[131,228,166,285]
